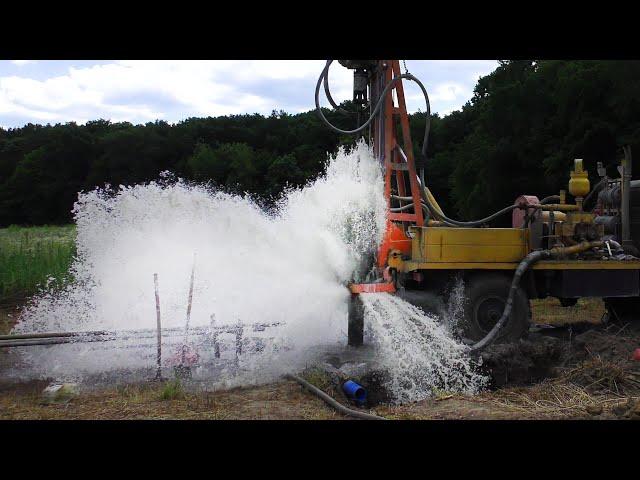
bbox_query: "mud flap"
[348,293,365,346]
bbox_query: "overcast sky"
[0,60,499,129]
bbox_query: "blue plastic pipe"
[342,380,367,406]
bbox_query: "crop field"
[0,225,76,305]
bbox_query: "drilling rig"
[316,60,640,351]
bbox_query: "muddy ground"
[1,298,640,420]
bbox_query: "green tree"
[186,143,223,182]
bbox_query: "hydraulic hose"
[322,62,349,114]
[540,195,560,205]
[315,60,431,156]
[318,60,517,228]
[391,193,519,227]
[285,373,385,420]
[468,241,603,353]
[390,202,429,214]
[426,200,519,228]
[583,178,606,211]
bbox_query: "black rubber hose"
[322,61,349,115]
[315,60,431,156]
[583,178,606,211]
[427,202,520,228]
[390,202,428,213]
[540,195,560,205]
[390,194,515,228]
[318,60,517,228]
[395,193,520,228]
[467,241,603,353]
[467,249,550,352]
[285,373,386,420]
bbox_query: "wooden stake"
[181,254,196,365]
[154,273,162,380]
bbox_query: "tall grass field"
[0,225,76,304]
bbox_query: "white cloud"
[429,82,468,102]
[0,61,349,125]
[10,60,36,66]
[0,60,496,127]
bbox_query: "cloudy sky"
[0,60,498,129]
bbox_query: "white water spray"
[13,141,485,400]
[362,293,486,403]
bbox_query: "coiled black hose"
[315,60,431,157]
[322,63,349,114]
[316,60,520,228]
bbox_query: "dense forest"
[1,60,640,227]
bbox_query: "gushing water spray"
[362,293,486,403]
[12,141,486,401]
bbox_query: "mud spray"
[12,141,486,401]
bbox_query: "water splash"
[13,141,386,384]
[12,140,486,401]
[362,293,486,403]
[442,275,467,337]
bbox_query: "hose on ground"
[285,373,386,420]
[468,241,603,353]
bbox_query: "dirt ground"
[1,297,640,420]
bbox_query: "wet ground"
[1,298,640,420]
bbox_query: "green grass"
[159,380,185,401]
[531,297,605,325]
[0,225,76,304]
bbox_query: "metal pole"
[154,273,162,380]
[0,330,110,341]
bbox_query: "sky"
[0,60,499,129]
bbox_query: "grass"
[0,380,344,420]
[531,297,605,325]
[159,379,185,401]
[0,225,76,304]
[482,356,640,419]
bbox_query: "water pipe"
[285,373,385,420]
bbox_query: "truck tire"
[463,273,530,343]
[604,297,640,323]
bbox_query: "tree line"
[1,60,639,227]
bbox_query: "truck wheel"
[604,297,640,323]
[463,274,530,343]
